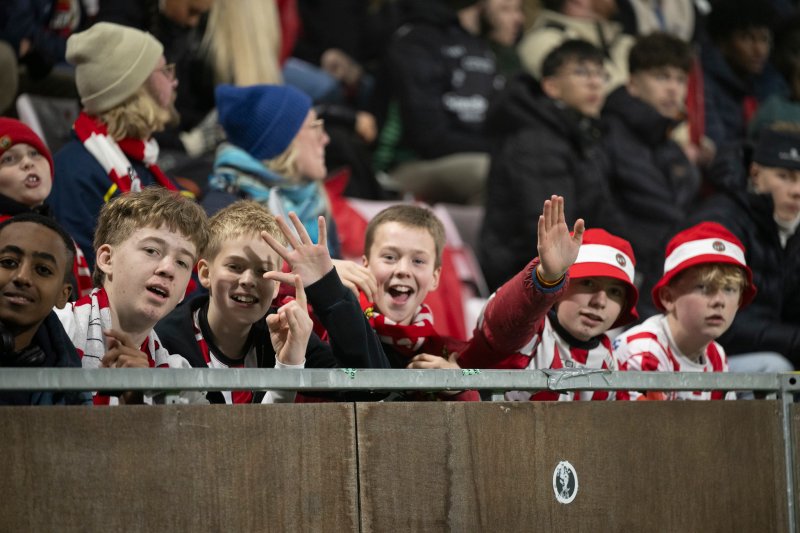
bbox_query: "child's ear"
[95,244,113,279]
[361,255,369,267]
[55,281,72,309]
[197,258,211,289]
[430,265,442,292]
[658,286,676,312]
[541,76,560,100]
[749,163,762,190]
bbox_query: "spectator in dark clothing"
[480,40,621,290]
[375,0,503,205]
[602,32,701,319]
[701,0,780,146]
[0,214,91,406]
[0,0,87,114]
[688,129,800,368]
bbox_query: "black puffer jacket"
[479,75,623,290]
[687,144,800,366]
[602,86,701,317]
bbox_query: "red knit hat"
[569,228,639,328]
[651,222,756,311]
[0,118,54,177]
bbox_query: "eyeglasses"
[565,66,610,83]
[158,63,177,81]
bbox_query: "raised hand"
[536,195,585,282]
[261,212,334,287]
[265,274,313,366]
[331,259,377,301]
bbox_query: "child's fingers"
[288,211,314,245]
[261,230,292,263]
[541,198,552,230]
[316,215,327,248]
[263,271,299,286]
[275,215,303,250]
[103,328,136,349]
[554,195,565,224]
[293,275,307,310]
[572,218,586,244]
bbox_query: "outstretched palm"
[536,195,585,281]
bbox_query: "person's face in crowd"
[751,163,800,223]
[96,225,196,336]
[542,59,607,117]
[627,66,688,120]
[659,268,741,353]
[555,276,625,341]
[722,27,771,76]
[483,0,525,47]
[363,222,441,326]
[161,0,214,28]
[293,110,330,181]
[0,222,71,351]
[0,143,52,207]
[147,56,180,126]
[198,233,281,334]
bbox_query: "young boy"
[459,195,640,401]
[56,187,210,405]
[0,214,90,405]
[613,222,755,400]
[601,32,701,319]
[480,39,622,290]
[155,201,388,404]
[0,118,92,297]
[694,128,799,368]
[357,203,478,401]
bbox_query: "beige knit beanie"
[66,22,164,114]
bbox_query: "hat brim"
[651,254,757,311]
[569,262,639,328]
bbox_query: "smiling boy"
[0,214,90,405]
[614,222,754,400]
[459,195,639,401]
[56,187,209,404]
[156,201,387,404]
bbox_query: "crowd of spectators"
[1,0,800,406]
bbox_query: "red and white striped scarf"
[361,295,438,359]
[73,112,178,194]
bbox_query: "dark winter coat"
[479,74,622,290]
[601,86,701,316]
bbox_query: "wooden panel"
[357,401,787,532]
[0,404,358,533]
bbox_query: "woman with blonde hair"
[50,22,182,269]
[205,83,341,256]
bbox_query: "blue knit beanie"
[216,84,312,160]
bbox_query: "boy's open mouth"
[25,174,41,187]
[146,285,169,300]
[231,293,258,304]
[387,285,413,304]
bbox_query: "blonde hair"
[672,263,749,294]
[205,200,287,260]
[364,204,446,268]
[266,142,301,181]
[98,85,174,141]
[93,187,209,286]
[201,0,283,86]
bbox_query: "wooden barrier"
[0,402,791,532]
[357,402,788,532]
[0,404,358,533]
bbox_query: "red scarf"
[360,293,439,359]
[73,112,178,194]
